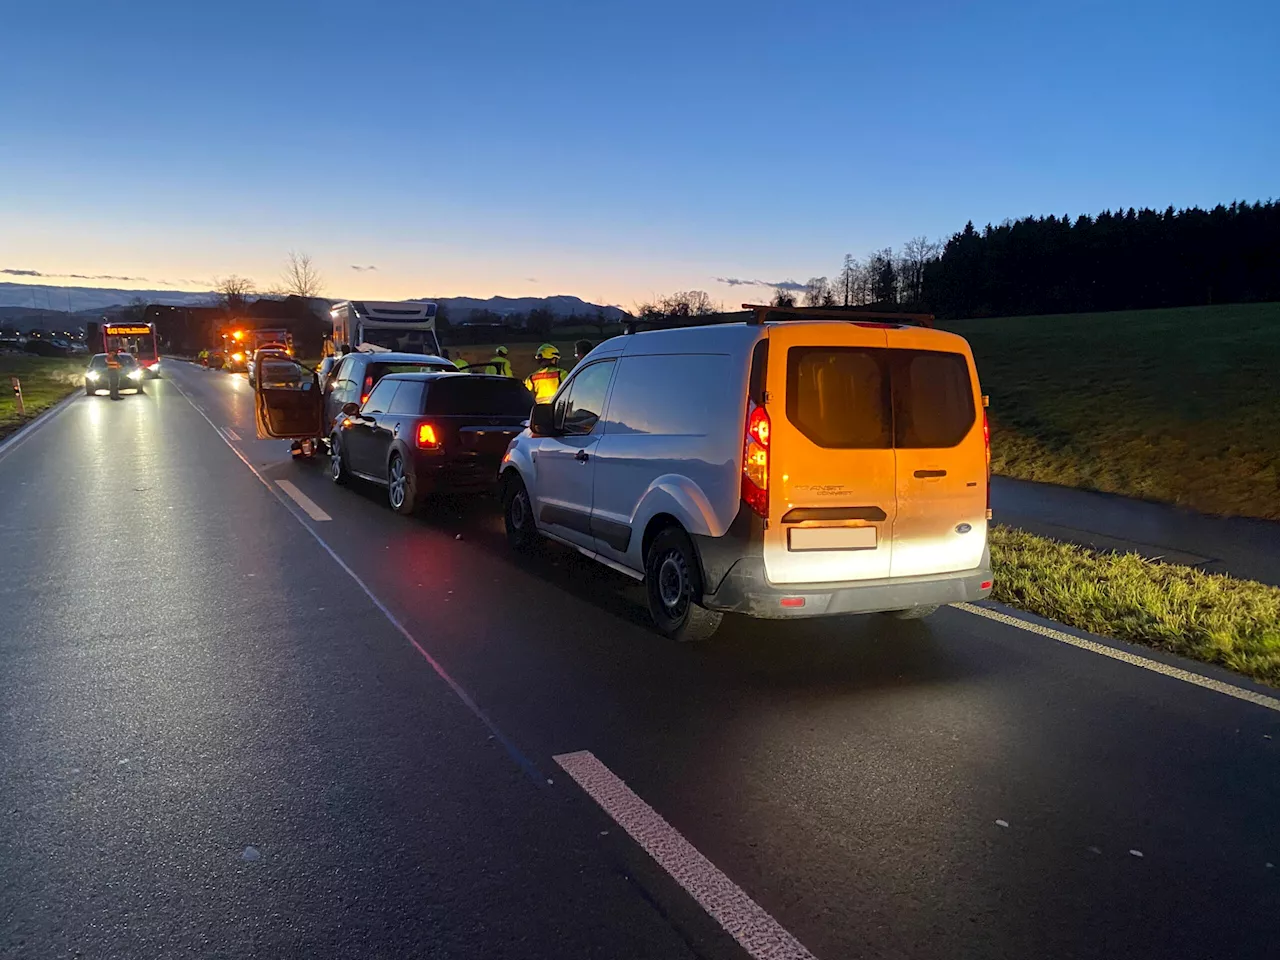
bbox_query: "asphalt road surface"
[2,363,1278,960]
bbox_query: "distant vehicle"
[499,307,994,641]
[329,301,442,356]
[321,351,455,437]
[85,353,146,396]
[329,372,533,514]
[23,338,70,358]
[247,346,291,387]
[102,322,161,377]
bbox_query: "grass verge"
[989,525,1280,686]
[0,355,84,441]
[944,303,1280,520]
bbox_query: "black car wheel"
[388,453,418,515]
[84,382,93,395]
[502,473,538,552]
[329,433,350,485]
[644,526,723,642]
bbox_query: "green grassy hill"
[944,303,1280,519]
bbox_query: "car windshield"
[425,377,534,416]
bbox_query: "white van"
[499,308,993,640]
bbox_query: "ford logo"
[955,523,972,534]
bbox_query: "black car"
[322,351,456,436]
[84,353,145,396]
[329,372,533,514]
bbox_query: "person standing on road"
[487,345,514,377]
[524,343,566,402]
[106,348,122,400]
[573,340,593,366]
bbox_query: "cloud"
[525,277,538,283]
[3,267,155,283]
[714,276,806,291]
[349,264,378,272]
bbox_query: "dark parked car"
[85,353,145,396]
[322,351,456,436]
[329,372,533,514]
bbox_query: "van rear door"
[763,323,896,584]
[885,328,987,577]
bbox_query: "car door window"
[557,361,614,436]
[363,379,399,414]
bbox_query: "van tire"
[645,527,723,642]
[886,604,939,620]
[503,474,538,552]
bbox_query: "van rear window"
[786,347,975,449]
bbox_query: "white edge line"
[0,389,81,464]
[953,601,1280,714]
[223,427,241,442]
[165,373,545,783]
[554,750,818,960]
[276,479,331,521]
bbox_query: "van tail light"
[983,407,992,518]
[417,422,441,450]
[741,403,770,518]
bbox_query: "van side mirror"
[341,401,361,417]
[529,402,557,437]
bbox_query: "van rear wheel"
[645,527,723,642]
[503,474,538,552]
[885,604,939,620]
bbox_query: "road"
[992,476,1280,587]
[2,363,1278,960]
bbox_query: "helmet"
[535,343,560,362]
[495,345,508,356]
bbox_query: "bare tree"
[869,248,898,304]
[837,254,857,306]
[278,251,324,299]
[771,287,796,308]
[898,236,941,305]
[657,290,717,317]
[214,275,255,312]
[803,276,831,307]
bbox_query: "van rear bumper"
[701,553,992,619]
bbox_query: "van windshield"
[786,347,974,449]
[359,329,439,354]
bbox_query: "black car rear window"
[786,347,975,449]
[369,361,452,383]
[424,377,534,416]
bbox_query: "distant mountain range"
[0,282,630,326]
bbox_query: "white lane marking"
[166,373,543,782]
[276,480,331,521]
[223,427,241,442]
[953,602,1280,714]
[554,750,819,960]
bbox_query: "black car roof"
[381,371,508,382]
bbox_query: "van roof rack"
[742,305,935,328]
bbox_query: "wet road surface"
[2,363,1279,960]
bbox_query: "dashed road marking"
[554,750,818,960]
[276,480,331,521]
[953,602,1280,714]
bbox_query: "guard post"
[10,377,23,416]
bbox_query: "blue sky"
[2,0,1277,308]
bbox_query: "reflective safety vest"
[525,365,565,402]
[488,355,514,378]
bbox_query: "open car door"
[254,357,324,441]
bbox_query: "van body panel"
[590,338,755,571]
[764,323,897,585]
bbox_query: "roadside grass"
[989,525,1280,686]
[0,354,84,441]
[943,303,1280,520]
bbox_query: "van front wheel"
[645,527,723,642]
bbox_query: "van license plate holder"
[788,525,877,552]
